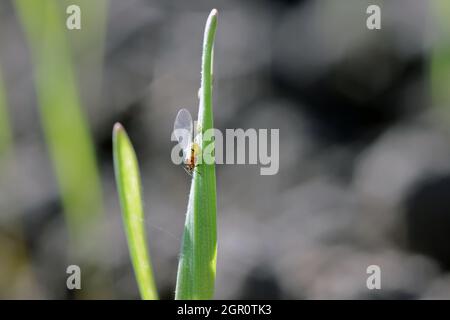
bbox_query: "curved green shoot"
[113,123,158,300]
[175,9,218,300]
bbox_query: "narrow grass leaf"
[113,123,158,300]
[175,9,218,300]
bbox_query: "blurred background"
[0,0,450,299]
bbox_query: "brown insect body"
[183,146,197,175]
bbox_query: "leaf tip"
[113,122,124,135]
[113,123,128,145]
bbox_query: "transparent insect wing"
[173,108,193,156]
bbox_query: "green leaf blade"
[175,9,218,300]
[113,123,158,300]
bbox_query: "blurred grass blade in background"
[0,69,13,159]
[431,0,450,117]
[113,123,158,300]
[62,0,108,120]
[175,9,218,300]
[14,0,103,236]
